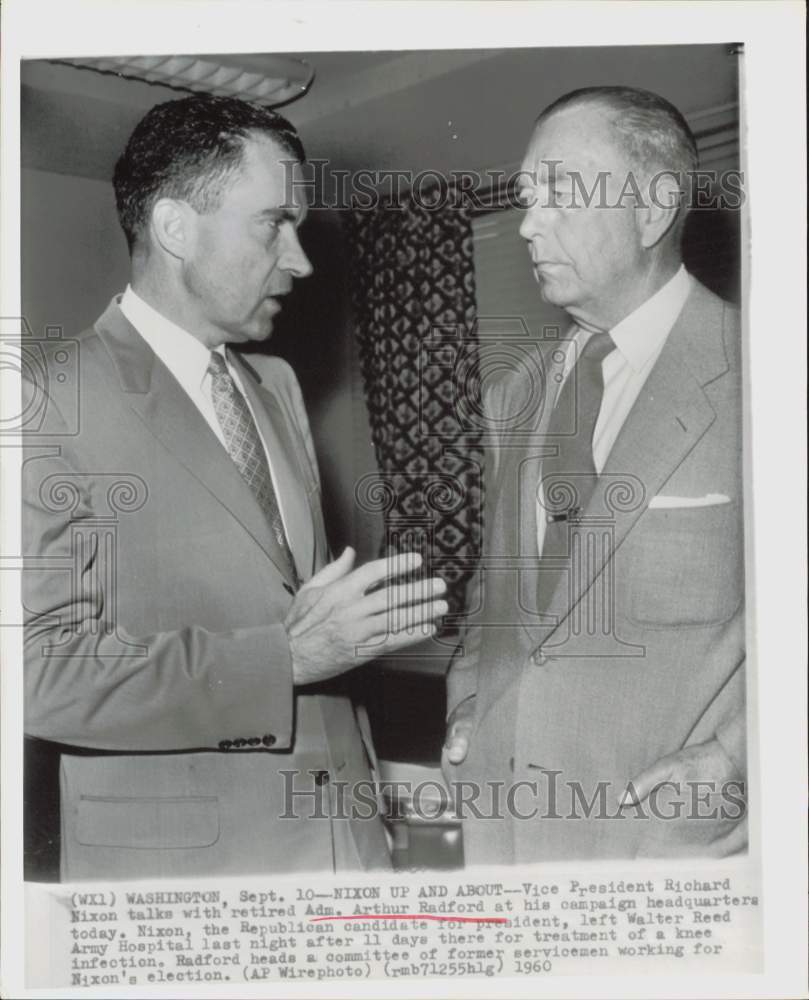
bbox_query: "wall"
[21,167,130,339]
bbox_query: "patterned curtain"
[345,191,483,620]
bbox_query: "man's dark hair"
[537,85,698,182]
[113,94,305,253]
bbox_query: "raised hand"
[285,548,448,685]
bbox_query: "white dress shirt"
[536,265,693,555]
[119,285,290,529]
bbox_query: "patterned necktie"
[541,330,615,559]
[207,351,300,588]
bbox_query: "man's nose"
[281,229,313,279]
[519,202,546,242]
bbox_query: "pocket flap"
[76,796,220,849]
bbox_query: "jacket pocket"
[623,502,743,629]
[75,795,220,849]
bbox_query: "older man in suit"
[23,95,448,881]
[444,86,746,863]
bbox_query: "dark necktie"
[541,330,615,559]
[207,351,300,588]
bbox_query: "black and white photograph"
[1,2,805,997]
[19,42,747,878]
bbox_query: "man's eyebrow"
[533,166,570,184]
[257,207,304,223]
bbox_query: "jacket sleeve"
[445,578,481,719]
[22,384,295,754]
[445,374,512,720]
[715,699,747,777]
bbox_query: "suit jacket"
[447,280,746,864]
[23,299,390,881]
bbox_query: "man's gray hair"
[538,85,698,183]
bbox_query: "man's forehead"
[243,135,300,173]
[240,136,308,209]
[520,106,618,175]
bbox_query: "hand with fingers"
[619,738,743,809]
[441,694,476,776]
[285,547,448,685]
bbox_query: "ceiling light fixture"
[50,53,314,107]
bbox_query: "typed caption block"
[26,863,761,990]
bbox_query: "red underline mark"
[310,914,507,924]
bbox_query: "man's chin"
[536,275,568,308]
[232,317,275,344]
[244,298,283,341]
[249,322,275,342]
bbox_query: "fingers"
[293,551,426,618]
[444,718,474,766]
[620,756,675,807]
[346,551,424,596]
[620,739,739,809]
[300,546,356,591]
[444,736,470,765]
[359,577,447,617]
[289,575,446,639]
[298,551,433,609]
[348,618,436,656]
[353,588,449,643]
[443,697,476,765]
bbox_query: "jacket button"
[261,734,276,747]
[218,739,233,751]
[529,649,548,667]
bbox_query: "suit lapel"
[535,282,728,647]
[231,354,317,580]
[482,335,569,643]
[509,337,569,639]
[94,301,299,585]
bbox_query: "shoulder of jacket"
[481,344,545,422]
[240,354,309,431]
[243,353,299,391]
[20,322,108,432]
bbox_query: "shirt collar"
[119,285,216,393]
[608,265,692,373]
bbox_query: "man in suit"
[23,94,448,881]
[444,86,746,862]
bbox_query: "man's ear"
[150,199,193,259]
[637,171,683,249]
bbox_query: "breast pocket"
[622,501,743,628]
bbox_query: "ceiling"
[21,45,740,192]
[211,50,401,84]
